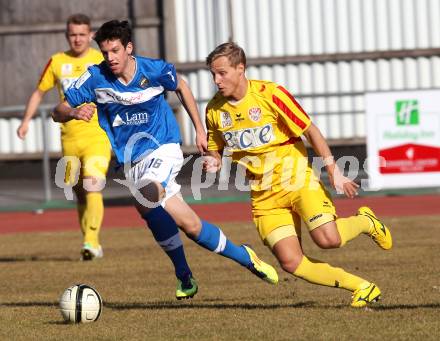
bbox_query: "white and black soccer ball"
[59,284,102,323]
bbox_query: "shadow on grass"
[106,301,440,311]
[321,303,440,310]
[372,303,440,310]
[2,301,439,311]
[106,301,316,310]
[46,321,70,325]
[1,302,58,307]
[0,256,75,262]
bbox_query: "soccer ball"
[59,284,102,323]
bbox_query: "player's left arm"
[174,74,207,154]
[303,123,359,198]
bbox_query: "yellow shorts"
[62,135,111,185]
[252,172,336,248]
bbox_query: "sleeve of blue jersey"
[64,67,96,108]
[157,61,178,91]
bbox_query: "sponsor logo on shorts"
[309,213,323,223]
[323,200,332,208]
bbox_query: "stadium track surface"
[0,194,439,234]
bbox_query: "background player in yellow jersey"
[17,14,111,261]
[204,42,393,307]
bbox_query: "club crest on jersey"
[248,107,262,122]
[220,111,232,128]
[61,64,73,76]
[139,76,149,88]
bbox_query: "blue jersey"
[64,55,181,164]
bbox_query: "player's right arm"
[53,68,97,123]
[203,150,223,173]
[203,105,224,173]
[17,57,56,139]
[17,89,47,139]
[52,101,95,123]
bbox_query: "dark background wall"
[0,0,165,107]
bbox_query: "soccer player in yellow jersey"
[17,14,111,261]
[204,42,393,307]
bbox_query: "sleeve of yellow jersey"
[37,57,56,92]
[270,85,311,137]
[205,107,225,151]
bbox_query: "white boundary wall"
[2,0,440,155]
[173,0,440,147]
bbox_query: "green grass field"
[0,215,439,340]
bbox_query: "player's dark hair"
[94,20,132,48]
[206,42,246,68]
[66,13,91,29]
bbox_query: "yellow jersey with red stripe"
[206,80,312,192]
[38,48,107,141]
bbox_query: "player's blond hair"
[206,42,246,68]
[66,13,91,30]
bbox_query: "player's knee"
[180,215,202,238]
[82,176,106,192]
[278,256,302,273]
[314,235,341,249]
[311,224,341,249]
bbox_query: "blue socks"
[195,220,251,266]
[142,206,192,281]
[143,208,251,278]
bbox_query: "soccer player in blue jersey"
[52,20,278,299]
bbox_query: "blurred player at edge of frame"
[52,20,279,299]
[204,42,393,308]
[17,14,111,261]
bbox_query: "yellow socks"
[80,192,104,248]
[293,256,366,291]
[77,202,87,236]
[336,215,371,246]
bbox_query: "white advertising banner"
[365,90,440,189]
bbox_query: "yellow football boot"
[358,206,393,250]
[243,245,278,285]
[351,282,381,308]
